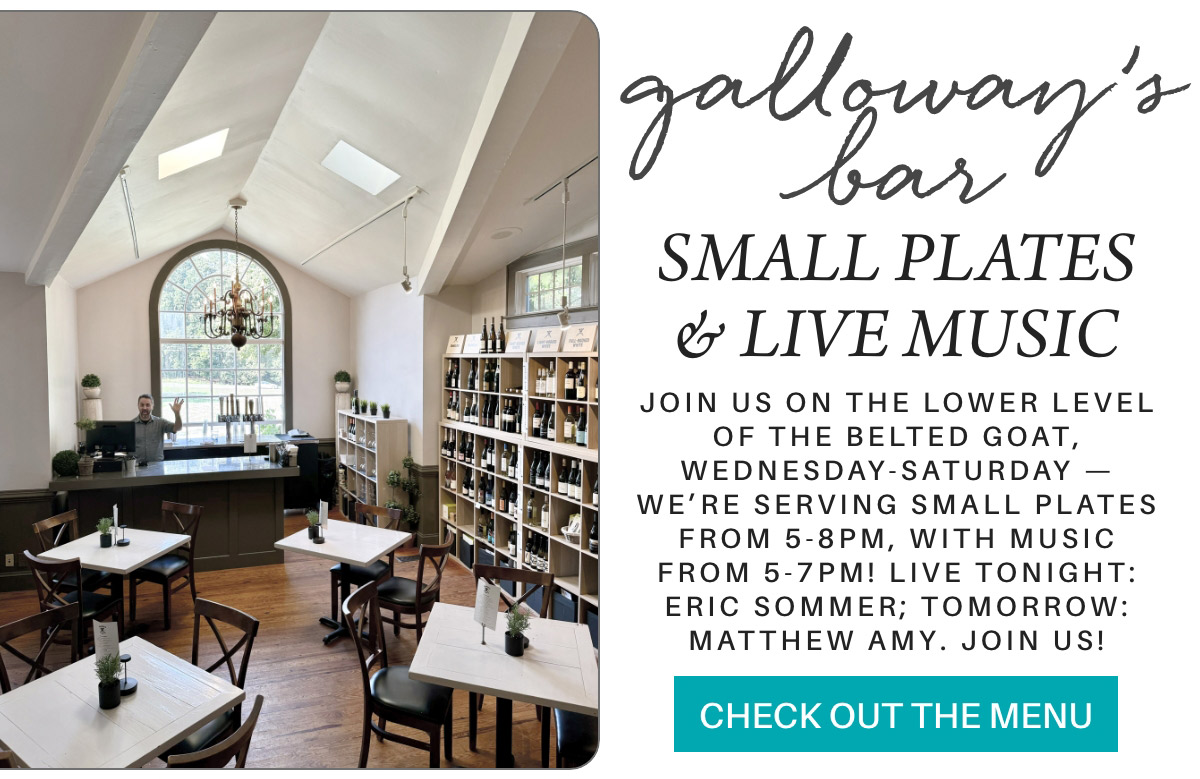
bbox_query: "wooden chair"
[166,694,264,768]
[343,581,453,768]
[468,564,555,764]
[376,540,452,644]
[328,504,404,622]
[0,750,15,768]
[159,599,259,762]
[130,501,202,630]
[32,510,114,594]
[23,550,122,658]
[0,603,80,692]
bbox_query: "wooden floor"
[0,514,566,768]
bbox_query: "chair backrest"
[23,550,83,614]
[414,540,453,601]
[343,581,388,687]
[0,750,16,768]
[355,503,403,531]
[473,564,555,617]
[0,603,80,693]
[191,599,259,689]
[32,510,80,552]
[166,694,264,768]
[162,501,203,564]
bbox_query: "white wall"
[45,277,79,455]
[468,267,507,326]
[352,280,425,461]
[0,273,51,489]
[423,288,473,460]
[75,230,352,437]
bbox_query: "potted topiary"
[81,373,102,399]
[96,653,121,709]
[75,419,96,473]
[97,517,114,547]
[52,449,80,478]
[381,403,390,419]
[335,370,352,393]
[504,609,530,657]
[306,510,321,540]
[369,401,378,416]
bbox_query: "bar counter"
[50,456,297,572]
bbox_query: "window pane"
[191,251,221,279]
[536,272,552,292]
[185,399,214,426]
[262,395,285,421]
[168,261,200,290]
[187,343,211,372]
[237,371,259,392]
[259,344,282,369]
[526,294,537,313]
[237,344,258,369]
[160,284,188,311]
[553,269,564,289]
[212,370,235,397]
[212,344,236,369]
[568,264,582,285]
[570,288,582,308]
[185,313,207,338]
[186,287,211,314]
[160,312,185,339]
[526,276,537,297]
[162,371,186,397]
[261,370,282,391]
[161,343,185,370]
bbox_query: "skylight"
[321,140,400,195]
[158,129,229,179]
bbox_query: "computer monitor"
[85,421,136,457]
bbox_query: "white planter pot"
[82,387,101,399]
[335,381,351,393]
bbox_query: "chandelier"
[204,198,276,349]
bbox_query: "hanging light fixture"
[400,198,413,293]
[203,198,277,349]
[557,177,571,328]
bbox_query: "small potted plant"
[370,401,378,416]
[97,517,114,547]
[381,403,390,419]
[81,373,102,399]
[335,370,352,393]
[306,510,321,540]
[96,653,121,709]
[505,609,530,657]
[52,449,80,478]
[75,418,96,474]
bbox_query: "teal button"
[675,676,1116,752]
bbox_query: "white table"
[0,636,244,768]
[275,521,412,644]
[41,528,192,634]
[41,528,191,575]
[410,602,599,766]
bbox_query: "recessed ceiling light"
[321,140,400,196]
[491,227,523,240]
[158,128,229,179]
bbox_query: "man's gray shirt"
[133,415,174,462]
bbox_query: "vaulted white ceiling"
[10,11,597,296]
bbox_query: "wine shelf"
[437,348,598,637]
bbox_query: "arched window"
[149,240,291,436]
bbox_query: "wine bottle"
[573,460,583,500]
[524,533,532,566]
[564,360,576,400]
[588,517,598,554]
[576,365,587,400]
[547,405,556,441]
[563,406,576,441]
[490,318,498,355]
[558,459,569,495]
[481,319,489,353]
[498,319,506,351]
[541,496,550,530]
[592,477,598,505]
[576,408,587,446]
[526,492,535,521]
[508,447,518,479]
[508,529,516,557]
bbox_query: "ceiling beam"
[414,11,581,297]
[24,11,215,287]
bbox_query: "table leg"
[495,697,514,768]
[322,569,353,644]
